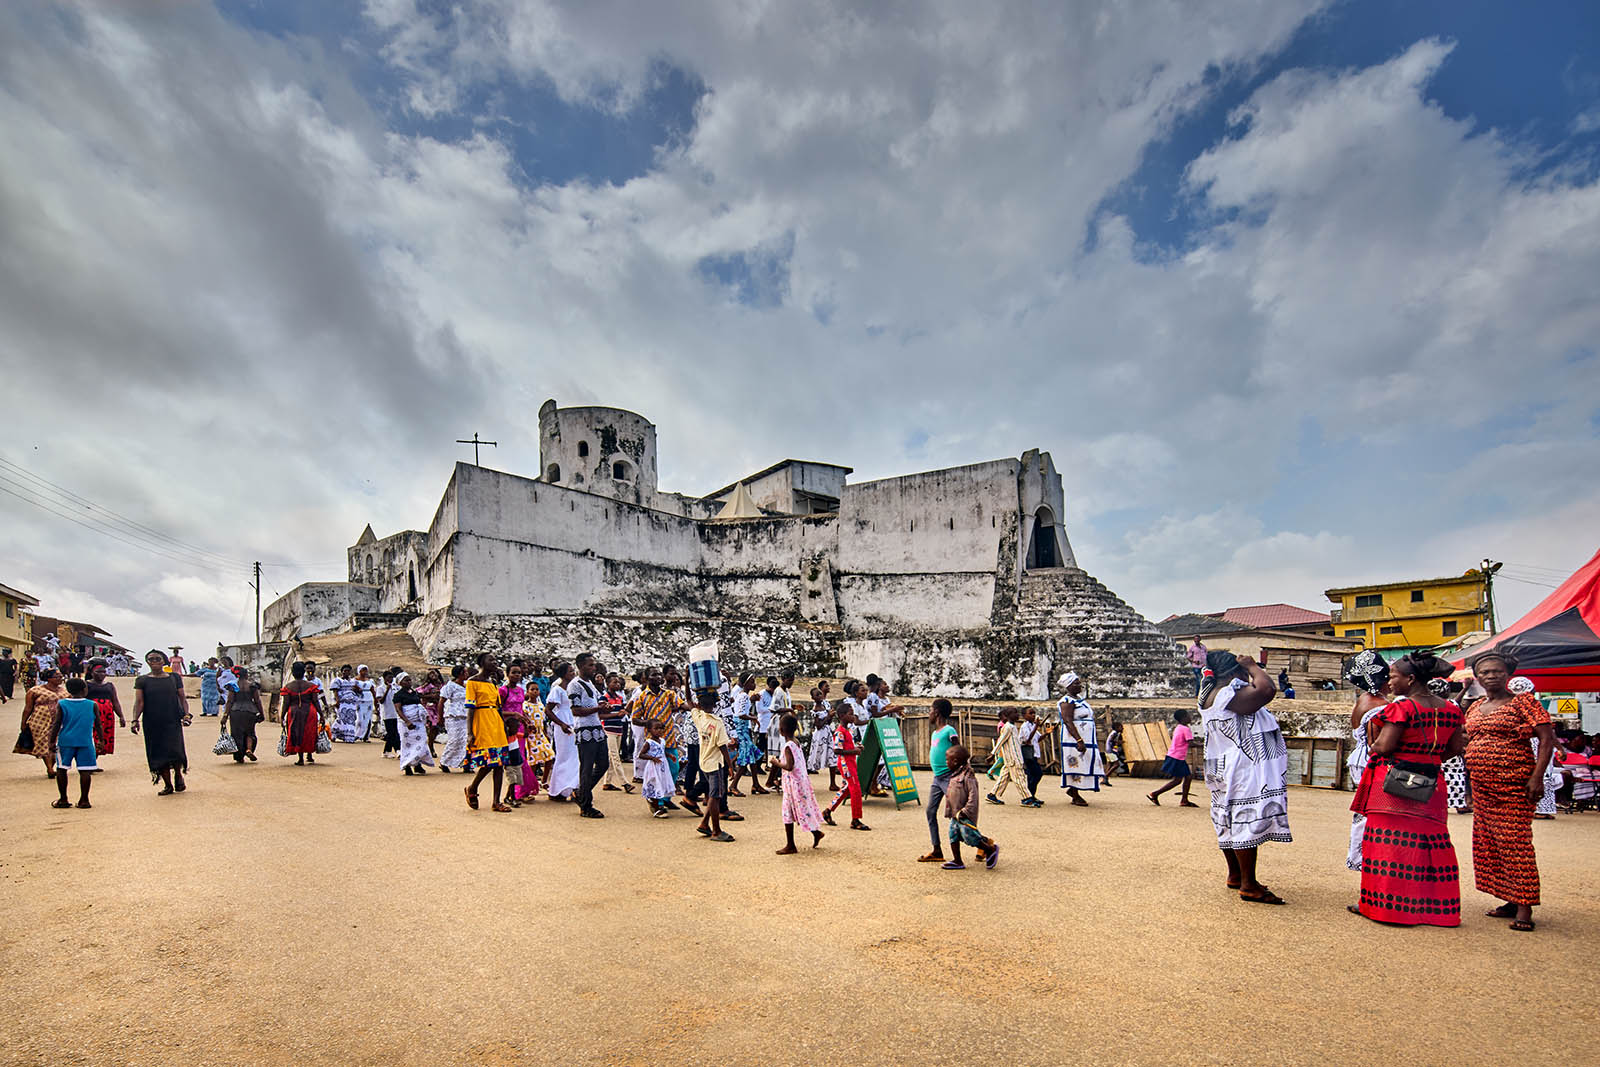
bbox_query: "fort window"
[1025,506,1059,570]
[408,567,417,602]
[546,464,561,483]
[612,460,632,481]
[1442,621,1458,637]
[1410,589,1424,602]
[577,441,589,457]
[1379,625,1402,635]
[1355,594,1383,609]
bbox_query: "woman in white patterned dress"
[1056,672,1103,806]
[1343,650,1390,871]
[1201,651,1291,905]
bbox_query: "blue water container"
[688,639,722,691]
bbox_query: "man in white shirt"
[568,652,618,818]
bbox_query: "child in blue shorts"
[52,677,100,809]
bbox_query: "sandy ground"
[1,716,1593,1067]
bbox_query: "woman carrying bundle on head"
[1348,651,1464,927]
[1200,651,1290,905]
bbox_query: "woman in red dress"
[280,661,322,766]
[1349,651,1465,927]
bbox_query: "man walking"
[1186,637,1208,695]
[568,652,618,819]
[916,700,959,862]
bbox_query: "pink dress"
[780,740,824,831]
[501,683,540,800]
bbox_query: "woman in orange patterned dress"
[1464,650,1555,932]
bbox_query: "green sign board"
[859,717,919,808]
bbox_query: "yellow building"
[0,581,41,657]
[1324,571,1491,654]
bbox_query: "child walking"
[637,720,677,817]
[776,713,825,853]
[1147,710,1198,807]
[822,704,870,831]
[51,677,100,809]
[942,744,999,870]
[691,690,737,842]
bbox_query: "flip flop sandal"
[917,853,945,863]
[985,844,1000,869]
[1239,889,1287,905]
[492,803,513,813]
[941,861,966,870]
[1179,801,1199,807]
[1486,903,1517,918]
[464,789,479,810]
[1509,919,1536,932]
[1146,793,1161,806]
[51,799,72,809]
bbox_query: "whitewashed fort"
[266,400,1186,698]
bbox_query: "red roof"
[1218,603,1331,629]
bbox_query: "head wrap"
[1425,676,1452,697]
[1204,650,1239,680]
[396,672,412,686]
[1344,649,1389,696]
[357,664,369,673]
[1509,677,1535,695]
[1058,671,1080,690]
[1468,648,1519,674]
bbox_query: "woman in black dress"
[131,649,190,794]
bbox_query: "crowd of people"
[8,639,1582,911]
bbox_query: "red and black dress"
[1350,697,1463,926]
[281,683,322,756]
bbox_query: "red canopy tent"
[1452,547,1600,691]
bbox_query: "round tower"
[537,399,659,507]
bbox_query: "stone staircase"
[1012,567,1189,698]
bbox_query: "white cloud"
[1,4,1596,659]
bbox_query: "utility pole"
[250,561,262,645]
[1481,558,1502,633]
[456,433,498,467]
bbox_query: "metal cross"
[456,433,498,466]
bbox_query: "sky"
[2,0,1598,659]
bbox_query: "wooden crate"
[1284,736,1346,789]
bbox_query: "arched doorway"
[1026,506,1059,570]
[407,567,418,603]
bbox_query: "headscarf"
[1467,648,1519,674]
[1058,671,1080,690]
[1509,677,1535,695]
[395,672,412,687]
[1198,650,1240,707]
[1344,649,1389,696]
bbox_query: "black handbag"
[15,722,34,753]
[1382,760,1438,802]
[1381,700,1442,802]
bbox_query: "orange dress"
[1465,693,1551,906]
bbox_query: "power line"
[0,456,247,567]
[0,454,347,570]
[0,481,250,576]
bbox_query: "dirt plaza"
[1,720,1591,1067]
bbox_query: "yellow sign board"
[1556,698,1580,716]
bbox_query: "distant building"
[1159,603,1358,690]
[266,399,1189,699]
[1324,571,1492,656]
[0,581,40,658]
[27,615,127,659]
